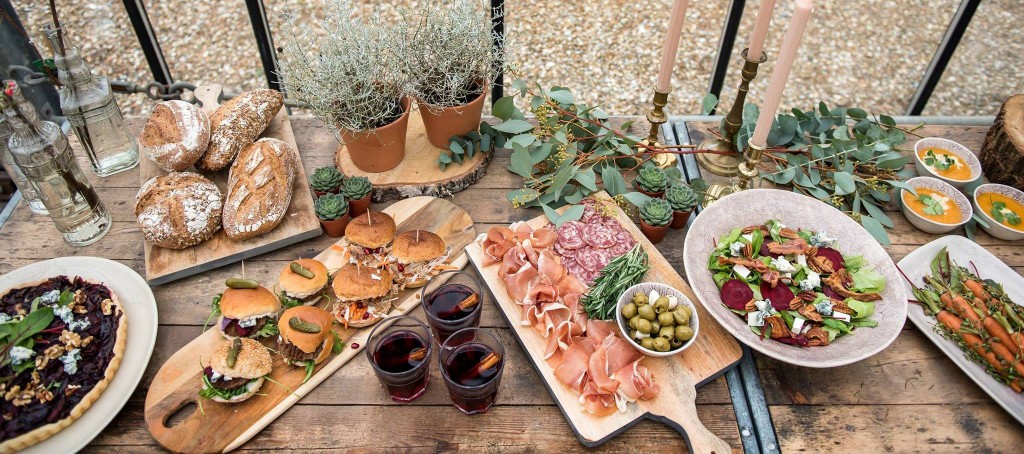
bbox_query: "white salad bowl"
[682,188,907,368]
[615,282,699,357]
[973,183,1024,241]
[900,176,972,234]
[913,137,981,189]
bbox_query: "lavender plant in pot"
[634,166,669,198]
[309,166,344,197]
[639,198,672,244]
[315,193,350,238]
[400,0,504,149]
[665,184,697,229]
[277,0,410,173]
[341,176,373,218]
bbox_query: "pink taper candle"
[751,0,813,148]
[747,0,777,59]
[656,0,690,92]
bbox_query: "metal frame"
[905,0,980,115]
[244,0,282,92]
[707,0,746,98]
[121,0,173,85]
[490,0,505,104]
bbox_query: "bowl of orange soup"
[900,176,972,234]
[973,184,1024,241]
[913,138,981,189]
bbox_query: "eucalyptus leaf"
[860,215,891,246]
[493,119,534,134]
[834,172,856,195]
[862,199,894,228]
[509,147,533,177]
[574,167,598,192]
[602,165,627,196]
[702,93,719,115]
[621,191,652,207]
[493,96,517,121]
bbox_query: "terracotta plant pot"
[670,209,693,229]
[639,219,670,245]
[312,188,340,198]
[635,185,665,199]
[320,214,351,238]
[348,193,372,218]
[340,97,411,173]
[419,83,488,149]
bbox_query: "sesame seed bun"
[209,338,273,379]
[392,230,446,264]
[278,259,329,299]
[219,286,281,319]
[331,264,393,301]
[344,211,396,248]
[279,306,334,356]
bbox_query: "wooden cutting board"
[466,192,741,452]
[139,84,322,285]
[144,196,476,453]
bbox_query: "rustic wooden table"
[0,117,1021,452]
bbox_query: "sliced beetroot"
[776,335,809,347]
[814,247,845,271]
[822,285,843,301]
[721,279,754,310]
[760,281,795,311]
[759,242,782,258]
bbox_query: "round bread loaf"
[223,137,296,240]
[139,100,210,172]
[135,172,223,249]
[197,89,284,172]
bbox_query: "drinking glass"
[439,327,505,415]
[365,315,433,402]
[421,270,484,345]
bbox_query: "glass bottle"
[0,114,48,214]
[3,80,110,246]
[43,24,138,177]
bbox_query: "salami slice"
[556,221,586,249]
[583,223,617,249]
[577,247,609,272]
[553,241,577,259]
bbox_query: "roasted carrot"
[1013,332,1024,353]
[1011,381,1022,393]
[982,317,1019,356]
[972,297,991,317]
[964,280,990,300]
[990,342,1024,377]
[936,310,962,331]
[952,295,981,326]
[961,332,1007,375]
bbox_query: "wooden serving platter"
[335,110,492,202]
[467,192,742,452]
[144,196,476,453]
[139,84,322,285]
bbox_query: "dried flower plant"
[276,0,407,132]
[398,0,505,110]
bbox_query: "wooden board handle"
[643,360,732,454]
[194,84,223,115]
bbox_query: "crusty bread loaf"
[134,172,222,249]
[196,89,283,172]
[139,100,210,172]
[223,137,296,240]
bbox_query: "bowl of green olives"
[616,283,699,357]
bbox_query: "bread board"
[466,192,741,452]
[144,196,476,453]
[335,110,491,202]
[139,84,321,285]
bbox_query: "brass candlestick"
[696,48,768,176]
[640,88,677,169]
[702,139,764,205]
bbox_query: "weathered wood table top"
[0,116,1021,452]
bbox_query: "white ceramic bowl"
[973,183,1024,241]
[900,176,973,234]
[913,137,982,189]
[615,282,699,357]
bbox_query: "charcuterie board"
[466,192,741,451]
[139,84,321,285]
[144,196,475,453]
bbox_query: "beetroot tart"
[0,276,127,452]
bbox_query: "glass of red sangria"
[365,315,433,402]
[439,327,505,415]
[421,270,484,345]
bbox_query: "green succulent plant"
[639,198,672,227]
[635,166,669,193]
[665,184,697,212]
[340,176,372,201]
[309,166,344,193]
[314,194,349,221]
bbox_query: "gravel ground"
[11,0,1023,117]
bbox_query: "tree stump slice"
[980,94,1024,190]
[335,110,491,202]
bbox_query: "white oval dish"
[615,282,699,357]
[900,176,973,234]
[913,137,981,188]
[973,183,1024,241]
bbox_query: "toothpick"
[366,208,372,225]
[416,229,420,243]
[241,260,246,279]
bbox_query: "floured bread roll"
[135,172,223,249]
[139,100,210,172]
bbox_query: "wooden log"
[980,94,1024,190]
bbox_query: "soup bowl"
[973,183,1024,241]
[900,176,972,234]
[913,137,981,189]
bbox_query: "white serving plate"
[898,235,1024,426]
[1,257,159,453]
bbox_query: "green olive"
[628,315,640,329]
[670,338,684,349]
[679,305,693,319]
[659,326,675,339]
[621,302,638,319]
[633,293,649,306]
[652,337,671,352]
[640,337,655,350]
[653,296,670,313]
[638,304,656,321]
[630,329,639,340]
[675,326,695,341]
[636,319,653,334]
[672,307,690,325]
[650,322,660,333]
[658,312,676,327]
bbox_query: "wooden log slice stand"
[980,94,1024,190]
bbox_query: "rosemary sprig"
[581,245,650,320]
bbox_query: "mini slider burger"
[200,337,273,403]
[275,259,329,307]
[389,230,452,288]
[218,278,281,339]
[278,306,336,382]
[332,264,397,328]
[343,211,396,267]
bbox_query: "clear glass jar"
[2,80,110,246]
[0,115,47,214]
[44,24,138,177]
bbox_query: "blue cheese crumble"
[799,271,821,292]
[728,241,745,257]
[815,299,834,316]
[809,230,836,248]
[60,348,82,375]
[770,256,797,273]
[10,346,35,365]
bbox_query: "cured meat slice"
[556,221,586,249]
[583,223,617,249]
[576,247,608,272]
[530,227,558,249]
[553,241,577,259]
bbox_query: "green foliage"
[635,166,669,193]
[440,127,495,171]
[639,198,672,227]
[917,194,945,216]
[340,176,372,201]
[665,184,698,212]
[1,306,53,371]
[990,201,1022,226]
[315,194,349,221]
[922,150,955,171]
[308,166,344,192]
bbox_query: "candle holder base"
[701,180,737,207]
[695,137,741,177]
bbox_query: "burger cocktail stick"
[200,338,273,403]
[275,258,329,307]
[277,306,337,383]
[389,230,453,289]
[341,211,397,268]
[332,264,398,329]
[210,278,282,339]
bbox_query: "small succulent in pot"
[638,198,672,244]
[314,193,350,238]
[665,184,698,229]
[309,166,344,195]
[341,176,373,217]
[635,166,669,196]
